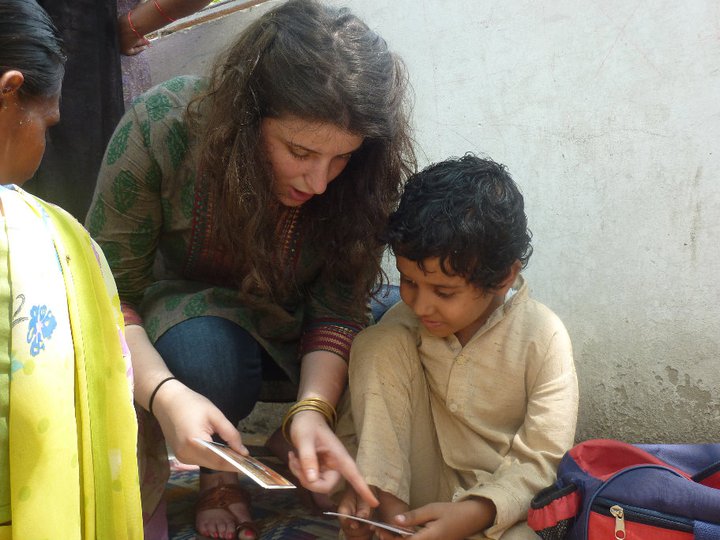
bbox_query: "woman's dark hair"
[189,0,415,301]
[0,0,66,98]
[386,154,533,290]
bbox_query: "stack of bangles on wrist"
[282,397,337,444]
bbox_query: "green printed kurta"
[86,75,368,385]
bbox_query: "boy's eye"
[400,277,416,287]
[435,290,455,299]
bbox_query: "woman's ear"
[0,71,25,107]
[495,259,522,295]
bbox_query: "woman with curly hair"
[86,1,415,538]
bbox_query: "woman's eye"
[289,147,310,160]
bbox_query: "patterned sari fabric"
[0,185,143,539]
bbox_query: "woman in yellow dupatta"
[0,1,143,538]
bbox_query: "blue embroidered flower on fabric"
[26,305,57,356]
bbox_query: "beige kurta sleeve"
[455,320,578,539]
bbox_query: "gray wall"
[143,0,720,443]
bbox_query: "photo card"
[193,437,296,490]
[324,511,416,536]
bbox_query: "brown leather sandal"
[195,484,259,540]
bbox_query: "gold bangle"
[282,397,337,444]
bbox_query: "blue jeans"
[155,316,266,426]
[370,284,401,322]
[155,286,402,421]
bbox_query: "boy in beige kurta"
[337,155,579,540]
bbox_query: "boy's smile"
[397,256,507,347]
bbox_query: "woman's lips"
[289,187,313,203]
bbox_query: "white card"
[324,511,416,536]
[193,438,296,489]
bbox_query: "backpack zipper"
[583,464,692,536]
[609,505,625,539]
[593,497,694,534]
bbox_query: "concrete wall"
[143,0,720,443]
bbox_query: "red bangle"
[153,0,177,22]
[127,10,151,46]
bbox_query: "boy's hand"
[337,486,375,539]
[378,498,495,540]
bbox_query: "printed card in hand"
[193,438,296,489]
[324,511,416,536]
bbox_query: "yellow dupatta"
[0,186,142,539]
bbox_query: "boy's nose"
[410,292,433,317]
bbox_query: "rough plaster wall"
[145,0,720,443]
[146,1,278,84]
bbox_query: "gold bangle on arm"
[281,397,338,444]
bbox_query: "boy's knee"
[349,323,418,378]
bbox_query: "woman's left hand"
[286,409,378,508]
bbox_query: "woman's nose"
[304,162,332,195]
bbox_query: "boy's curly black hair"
[385,153,533,290]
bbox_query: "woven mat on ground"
[167,447,341,540]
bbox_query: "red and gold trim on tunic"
[186,181,304,283]
[276,206,302,270]
[185,177,238,283]
[300,318,364,361]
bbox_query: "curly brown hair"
[187,0,415,302]
[188,0,415,304]
[386,154,533,290]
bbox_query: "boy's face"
[396,256,504,347]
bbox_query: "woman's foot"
[196,471,257,540]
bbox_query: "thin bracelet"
[153,0,176,22]
[148,376,178,416]
[127,10,151,46]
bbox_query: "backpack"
[527,439,720,540]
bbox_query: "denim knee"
[155,316,263,424]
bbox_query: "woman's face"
[260,115,364,207]
[0,84,60,185]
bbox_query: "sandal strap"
[195,484,251,513]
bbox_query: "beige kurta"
[342,276,579,539]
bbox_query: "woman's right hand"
[286,409,378,508]
[124,324,246,470]
[147,375,248,471]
